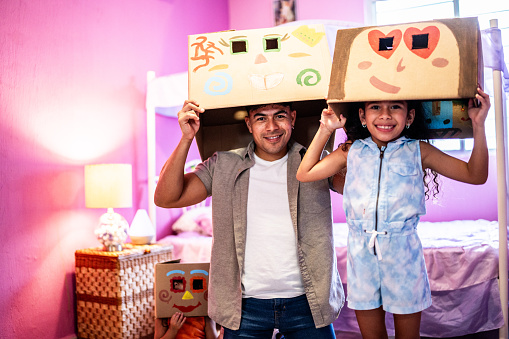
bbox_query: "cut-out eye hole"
[264,37,281,52]
[190,277,207,293]
[368,29,401,59]
[171,278,186,292]
[193,279,203,290]
[403,26,439,59]
[379,37,394,51]
[411,34,429,50]
[231,40,248,54]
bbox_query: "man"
[154,99,344,338]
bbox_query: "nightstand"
[75,243,173,339]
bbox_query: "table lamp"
[84,164,132,251]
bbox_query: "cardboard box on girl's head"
[187,23,340,160]
[155,260,210,318]
[327,17,484,139]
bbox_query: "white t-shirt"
[242,153,305,298]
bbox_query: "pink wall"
[0,0,498,338]
[228,0,365,30]
[0,1,228,338]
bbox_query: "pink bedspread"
[333,219,501,290]
[159,219,505,337]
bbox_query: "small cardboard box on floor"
[327,17,484,139]
[155,260,210,318]
[188,23,338,160]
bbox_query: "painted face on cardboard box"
[328,18,482,104]
[245,103,296,161]
[188,24,331,109]
[344,21,460,99]
[166,268,209,314]
[328,18,481,140]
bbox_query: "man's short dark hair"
[245,102,293,114]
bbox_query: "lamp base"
[106,244,123,251]
[95,208,129,252]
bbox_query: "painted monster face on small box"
[328,17,483,139]
[155,261,210,318]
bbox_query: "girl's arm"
[204,317,221,339]
[154,318,169,339]
[296,106,348,182]
[421,87,490,184]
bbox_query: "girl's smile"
[360,101,415,148]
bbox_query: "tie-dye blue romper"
[343,136,431,314]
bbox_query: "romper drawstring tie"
[365,230,387,261]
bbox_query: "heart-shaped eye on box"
[403,26,440,59]
[368,29,402,59]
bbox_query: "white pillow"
[171,206,213,236]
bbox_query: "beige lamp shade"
[84,164,133,208]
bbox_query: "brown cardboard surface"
[155,261,210,318]
[327,17,483,139]
[188,24,335,160]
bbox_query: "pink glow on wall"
[25,104,134,162]
[295,0,365,24]
[228,0,365,30]
[0,0,228,337]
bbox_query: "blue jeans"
[223,294,336,339]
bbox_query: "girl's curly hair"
[340,101,440,200]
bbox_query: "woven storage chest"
[75,243,173,339]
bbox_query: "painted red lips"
[173,302,202,313]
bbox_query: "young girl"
[296,88,490,339]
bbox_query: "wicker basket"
[75,243,173,339]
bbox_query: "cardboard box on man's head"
[188,24,337,160]
[327,17,484,139]
[155,260,210,318]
